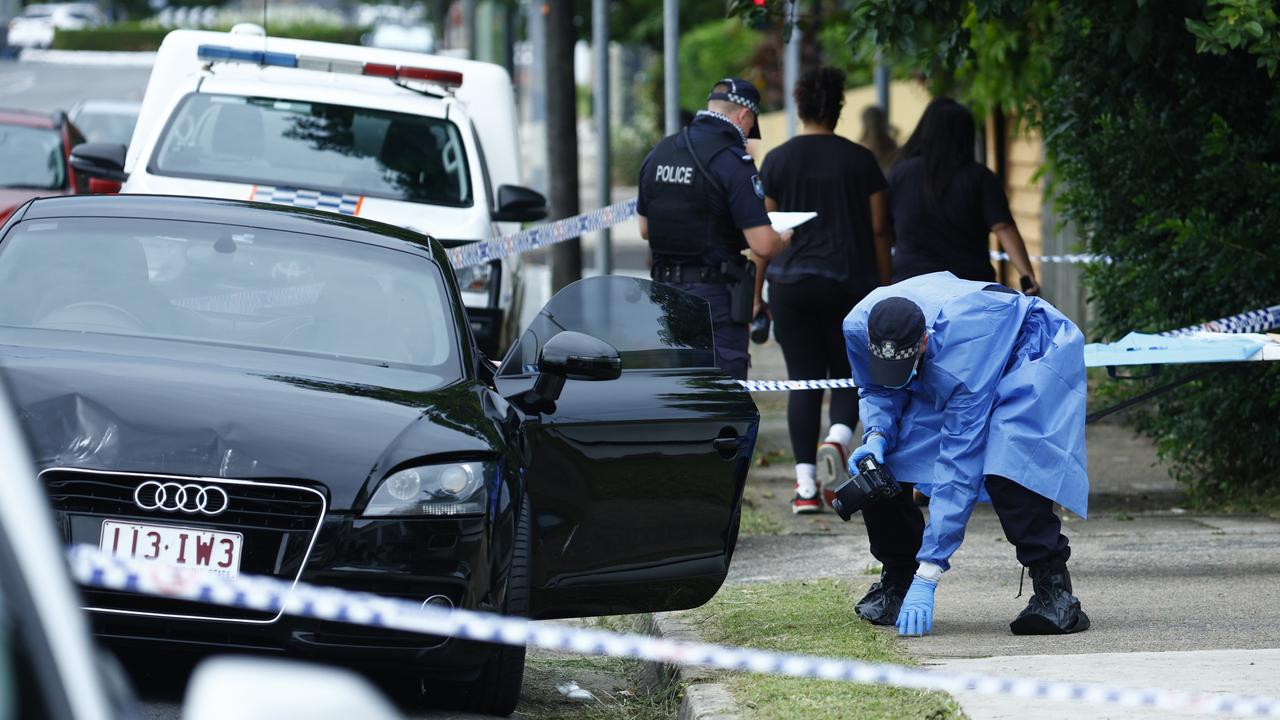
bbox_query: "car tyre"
[457,497,530,716]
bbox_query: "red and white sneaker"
[791,484,823,514]
[816,441,847,506]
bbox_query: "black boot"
[855,568,914,626]
[1010,557,1090,635]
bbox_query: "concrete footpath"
[716,338,1280,719]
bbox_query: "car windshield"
[0,125,65,190]
[151,93,472,207]
[71,108,139,145]
[0,217,460,376]
[19,8,51,18]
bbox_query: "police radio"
[830,456,902,521]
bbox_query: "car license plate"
[99,521,243,577]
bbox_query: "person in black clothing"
[637,78,791,380]
[887,97,1039,293]
[758,66,893,514]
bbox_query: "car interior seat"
[379,122,450,203]
[290,274,408,363]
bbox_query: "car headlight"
[363,461,489,517]
[454,262,494,293]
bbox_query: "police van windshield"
[151,93,472,208]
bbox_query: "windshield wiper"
[391,81,448,101]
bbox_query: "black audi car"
[0,195,759,715]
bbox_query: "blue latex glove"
[896,576,937,636]
[848,434,887,472]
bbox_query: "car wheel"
[435,498,529,716]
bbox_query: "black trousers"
[864,474,1070,574]
[768,277,863,465]
[669,281,748,380]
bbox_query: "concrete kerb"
[643,612,743,720]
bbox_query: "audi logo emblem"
[133,481,230,516]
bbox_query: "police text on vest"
[656,164,694,185]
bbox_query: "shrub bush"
[53,22,367,51]
[1041,1,1280,501]
[677,19,763,113]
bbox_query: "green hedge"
[1041,1,1280,501]
[53,22,367,51]
[53,25,168,51]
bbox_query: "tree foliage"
[1186,0,1280,76]
[737,0,1280,497]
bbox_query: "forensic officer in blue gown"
[637,78,790,379]
[843,271,1091,636]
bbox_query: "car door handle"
[712,436,740,459]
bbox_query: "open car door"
[495,276,759,619]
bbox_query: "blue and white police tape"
[448,198,638,269]
[738,378,859,392]
[739,302,1280,392]
[990,250,1110,264]
[447,197,1112,269]
[1161,304,1280,337]
[65,545,1280,717]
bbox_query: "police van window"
[150,93,472,208]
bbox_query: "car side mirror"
[492,184,547,222]
[69,142,128,183]
[524,331,620,409]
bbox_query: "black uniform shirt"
[887,157,1014,283]
[759,134,886,290]
[637,113,770,263]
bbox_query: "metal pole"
[874,54,890,113]
[527,0,547,195]
[663,0,679,135]
[462,0,477,59]
[783,1,801,138]
[593,0,613,275]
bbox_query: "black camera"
[830,456,902,521]
[750,306,770,344]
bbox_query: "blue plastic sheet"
[1084,332,1266,367]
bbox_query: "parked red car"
[0,109,90,223]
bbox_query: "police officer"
[844,271,1091,637]
[637,78,791,380]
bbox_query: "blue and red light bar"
[196,44,464,88]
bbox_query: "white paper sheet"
[768,211,817,233]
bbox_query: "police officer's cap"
[866,297,926,387]
[707,77,762,139]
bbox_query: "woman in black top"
[887,97,1039,291]
[759,66,893,514]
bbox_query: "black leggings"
[768,277,864,465]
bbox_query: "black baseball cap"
[866,297,926,387]
[707,77,762,139]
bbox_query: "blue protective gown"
[843,272,1088,571]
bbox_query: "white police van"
[70,26,545,356]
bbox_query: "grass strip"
[516,615,682,720]
[687,579,963,719]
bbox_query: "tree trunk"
[545,0,581,292]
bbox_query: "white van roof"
[131,29,521,188]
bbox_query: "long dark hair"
[899,97,977,202]
[858,105,899,171]
[793,66,846,130]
